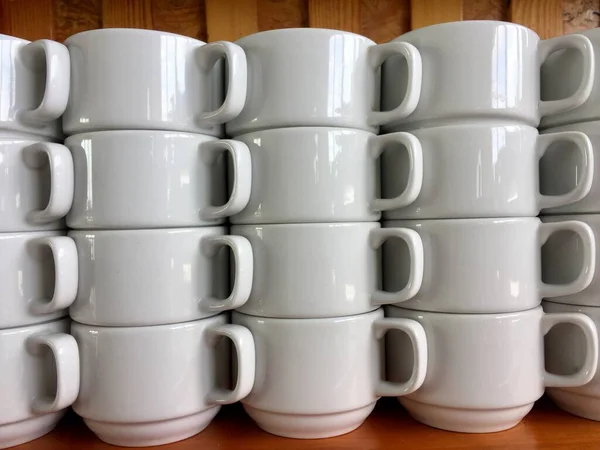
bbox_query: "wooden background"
[0,0,599,44]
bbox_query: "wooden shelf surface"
[15,397,600,449]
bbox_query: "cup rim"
[0,317,70,335]
[394,20,537,40]
[71,314,223,332]
[235,27,376,45]
[233,308,383,324]
[64,129,218,142]
[68,226,225,236]
[386,304,543,319]
[382,217,540,226]
[231,222,380,230]
[64,28,205,44]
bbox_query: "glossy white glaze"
[382,123,593,219]
[69,227,252,326]
[233,309,427,439]
[63,29,247,136]
[226,28,422,136]
[65,131,251,229]
[0,231,78,328]
[0,318,78,448]
[382,21,594,131]
[72,315,255,447]
[231,222,425,318]
[386,305,598,433]
[383,217,596,313]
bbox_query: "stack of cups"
[379,21,600,433]
[223,28,432,439]
[540,28,600,422]
[57,29,257,447]
[0,36,78,448]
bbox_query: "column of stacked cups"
[223,28,432,439]
[379,21,600,433]
[50,29,257,447]
[0,35,78,449]
[539,27,600,423]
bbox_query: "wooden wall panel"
[361,0,410,43]
[151,0,206,40]
[205,0,258,41]
[510,0,564,38]
[410,0,462,29]
[463,0,508,21]
[258,0,307,31]
[0,0,54,41]
[102,0,153,29]
[53,0,102,42]
[308,0,360,33]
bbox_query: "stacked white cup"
[0,35,79,448]
[540,28,600,423]
[379,21,600,433]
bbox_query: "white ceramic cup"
[0,318,79,448]
[72,314,255,447]
[386,305,598,433]
[65,131,251,229]
[541,28,600,128]
[0,136,74,232]
[540,121,600,215]
[232,308,427,439]
[231,222,424,318]
[69,227,252,326]
[382,123,593,219]
[541,214,600,307]
[0,231,78,329]
[383,217,596,313]
[230,127,422,224]
[63,29,247,136]
[543,301,600,421]
[225,28,422,136]
[0,34,69,139]
[382,21,594,131]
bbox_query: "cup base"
[547,388,600,421]
[243,402,376,439]
[0,411,65,449]
[399,398,534,433]
[83,406,220,447]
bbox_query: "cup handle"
[370,228,424,304]
[27,332,80,413]
[373,318,427,396]
[370,132,423,212]
[539,220,596,298]
[200,235,253,312]
[200,140,251,220]
[543,312,599,387]
[196,41,247,125]
[23,142,74,224]
[539,34,595,117]
[29,236,78,314]
[367,42,422,126]
[20,39,70,125]
[205,324,255,404]
[536,131,594,210]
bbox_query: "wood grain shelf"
[16,397,600,449]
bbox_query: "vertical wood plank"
[308,0,361,33]
[410,0,462,30]
[151,0,206,40]
[463,0,508,21]
[102,0,153,29]
[53,0,102,42]
[564,0,600,34]
[360,0,410,43]
[0,0,54,40]
[510,0,563,39]
[258,0,307,31]
[205,0,258,41]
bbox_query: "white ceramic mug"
[0,231,78,328]
[225,28,422,136]
[382,21,594,131]
[0,136,74,232]
[231,222,424,318]
[63,29,247,136]
[541,28,600,128]
[72,314,255,447]
[65,131,251,229]
[232,308,427,439]
[383,217,595,313]
[540,121,600,215]
[230,127,422,224]
[0,318,79,448]
[543,301,600,421]
[541,214,600,307]
[0,35,69,139]
[386,305,598,433]
[382,124,593,219]
[69,227,252,326]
